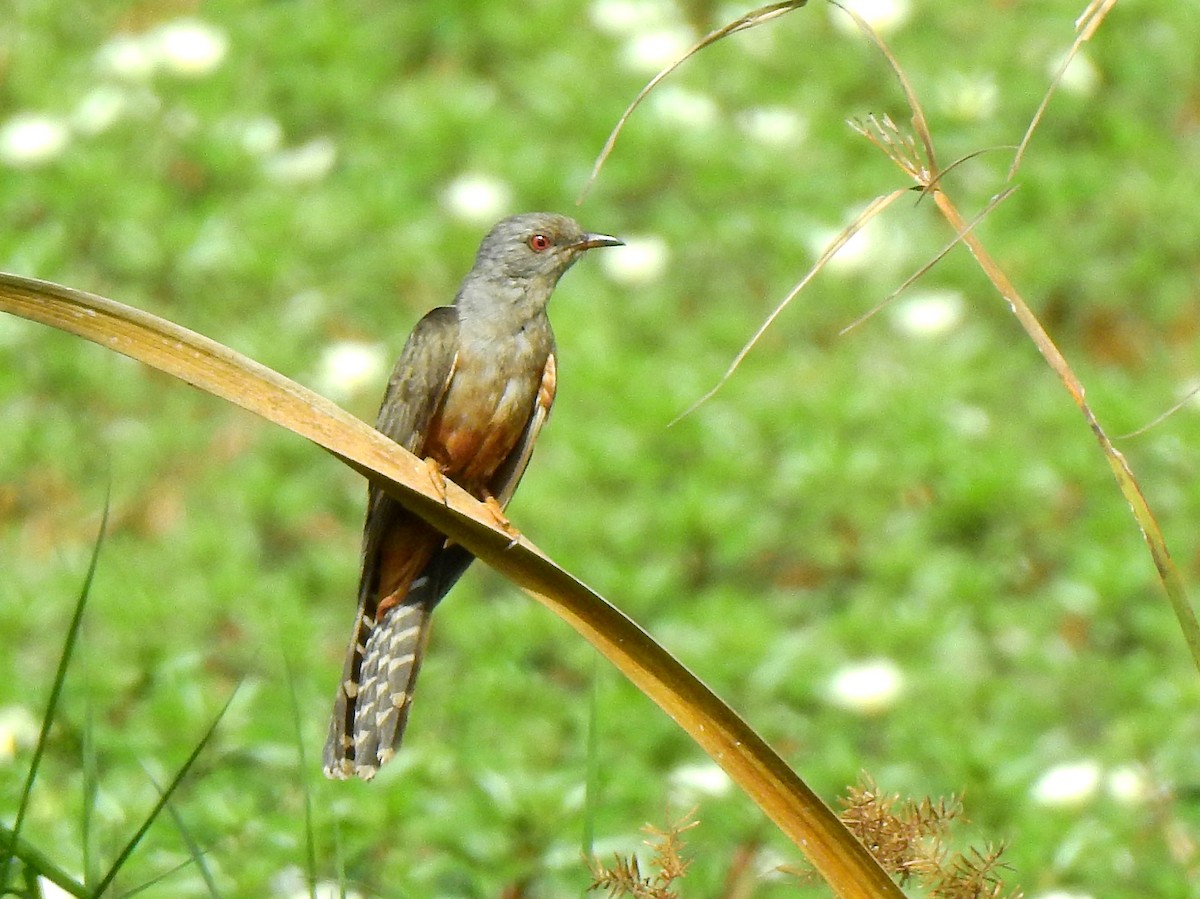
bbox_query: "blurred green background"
[2,1,1199,896]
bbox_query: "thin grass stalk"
[91,688,237,896]
[0,825,89,898]
[281,646,320,899]
[0,498,108,896]
[155,777,223,899]
[845,0,1200,672]
[930,189,1200,670]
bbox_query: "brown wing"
[488,349,557,509]
[357,306,460,591]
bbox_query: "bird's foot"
[483,493,521,548]
[424,457,449,505]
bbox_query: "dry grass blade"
[1008,0,1119,180]
[840,186,1016,336]
[671,189,908,425]
[930,194,1200,672]
[0,272,902,898]
[832,0,936,175]
[578,0,809,202]
[1118,383,1200,439]
[846,2,1200,673]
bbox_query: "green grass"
[3,0,1200,895]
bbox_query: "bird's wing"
[324,306,460,779]
[358,305,460,596]
[374,304,461,455]
[489,348,557,508]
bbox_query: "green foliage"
[3,0,1200,896]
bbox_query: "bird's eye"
[528,233,552,252]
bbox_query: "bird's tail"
[322,593,432,780]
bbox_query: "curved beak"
[575,232,624,251]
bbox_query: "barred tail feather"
[322,594,432,780]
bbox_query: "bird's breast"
[423,335,549,494]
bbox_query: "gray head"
[471,212,623,287]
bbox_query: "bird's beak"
[575,232,624,251]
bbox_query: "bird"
[323,212,623,780]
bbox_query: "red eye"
[528,233,551,252]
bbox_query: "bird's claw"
[424,457,449,505]
[483,493,521,548]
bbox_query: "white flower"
[262,137,337,185]
[1051,49,1100,97]
[0,113,70,168]
[830,0,911,36]
[1107,764,1153,805]
[738,106,806,147]
[441,172,512,225]
[95,33,157,80]
[825,659,905,715]
[72,85,133,135]
[648,85,719,129]
[889,290,964,338]
[938,72,999,122]
[946,403,991,439]
[1028,892,1096,899]
[272,866,365,899]
[668,761,732,801]
[240,117,284,156]
[590,0,675,37]
[809,219,874,274]
[599,234,668,285]
[1031,759,1102,807]
[621,26,696,72]
[316,341,388,401]
[151,19,229,77]
[0,705,38,762]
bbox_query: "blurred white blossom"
[0,705,38,763]
[95,33,157,79]
[272,866,364,899]
[938,72,999,122]
[0,113,70,167]
[1051,49,1100,97]
[889,290,964,338]
[590,0,676,36]
[96,19,228,80]
[262,137,337,185]
[648,85,719,129]
[441,172,512,225]
[240,117,285,156]
[600,234,669,285]
[737,105,806,146]
[668,761,733,802]
[1031,759,1102,807]
[316,341,388,401]
[830,0,911,36]
[151,19,229,77]
[825,658,905,714]
[946,403,991,439]
[621,26,696,72]
[72,85,134,134]
[809,211,904,276]
[1107,764,1154,805]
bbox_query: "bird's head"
[475,212,623,286]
